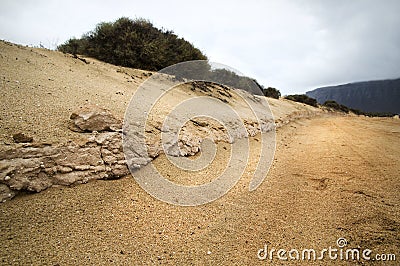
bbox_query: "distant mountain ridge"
[306,78,400,114]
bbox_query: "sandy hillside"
[0,40,399,265]
[0,41,152,145]
[0,40,319,146]
[0,40,322,200]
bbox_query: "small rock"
[0,184,16,202]
[13,132,33,143]
[191,119,208,127]
[70,104,121,132]
[207,250,212,255]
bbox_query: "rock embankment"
[0,98,322,202]
[0,105,127,202]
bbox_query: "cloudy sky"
[1,0,399,94]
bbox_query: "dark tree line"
[323,100,395,117]
[284,94,318,107]
[283,97,395,117]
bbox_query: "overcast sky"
[1,0,399,94]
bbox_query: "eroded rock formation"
[0,131,127,202]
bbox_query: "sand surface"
[1,40,399,265]
[0,41,149,145]
[1,115,399,265]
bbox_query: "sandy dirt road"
[0,115,399,265]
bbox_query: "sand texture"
[0,41,399,265]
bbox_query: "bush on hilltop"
[262,87,281,99]
[58,17,207,71]
[285,94,318,107]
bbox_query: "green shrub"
[58,17,207,71]
[323,100,350,113]
[58,18,277,96]
[285,94,318,107]
[262,87,281,99]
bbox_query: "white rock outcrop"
[70,104,121,132]
[0,132,128,202]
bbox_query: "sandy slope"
[0,40,322,200]
[0,41,399,265]
[0,40,319,146]
[0,41,149,144]
[0,116,399,265]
